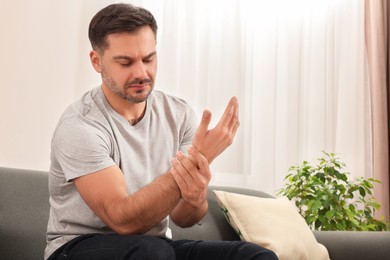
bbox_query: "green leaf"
[325,210,335,220]
[276,151,388,231]
[359,186,366,197]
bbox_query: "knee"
[239,242,278,260]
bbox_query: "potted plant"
[277,151,388,231]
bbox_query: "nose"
[133,61,147,79]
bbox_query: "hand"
[170,147,211,208]
[192,96,240,163]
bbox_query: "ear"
[90,50,102,73]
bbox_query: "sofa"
[1,166,390,260]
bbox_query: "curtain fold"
[364,0,389,221]
[150,0,369,197]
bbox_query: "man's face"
[93,26,157,104]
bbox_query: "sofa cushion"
[214,190,330,260]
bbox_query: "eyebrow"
[113,51,157,62]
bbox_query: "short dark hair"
[88,3,158,52]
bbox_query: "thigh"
[169,240,278,260]
[48,233,175,260]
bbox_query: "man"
[45,3,277,260]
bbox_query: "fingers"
[227,97,239,130]
[172,150,209,180]
[170,148,211,206]
[170,164,189,191]
[188,147,210,180]
[217,97,239,147]
[170,153,194,190]
[191,96,240,164]
[218,96,239,128]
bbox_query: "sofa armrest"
[314,230,390,260]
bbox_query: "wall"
[0,1,99,170]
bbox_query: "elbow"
[176,221,198,229]
[104,213,152,235]
[171,217,202,228]
[170,201,208,228]
[112,225,142,235]
[109,220,150,235]
[102,199,153,235]
[171,212,206,228]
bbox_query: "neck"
[101,85,147,124]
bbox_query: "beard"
[101,67,154,104]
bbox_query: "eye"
[119,62,131,67]
[143,55,155,63]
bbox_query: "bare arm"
[73,151,206,233]
[73,166,181,234]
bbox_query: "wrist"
[189,146,212,164]
[165,170,182,198]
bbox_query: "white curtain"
[0,0,368,197]
[138,0,368,195]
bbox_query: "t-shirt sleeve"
[51,117,116,182]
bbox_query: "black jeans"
[48,233,278,260]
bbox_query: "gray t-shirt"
[45,87,197,259]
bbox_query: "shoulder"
[55,87,101,123]
[51,88,111,152]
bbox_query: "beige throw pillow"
[214,190,330,260]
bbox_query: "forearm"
[100,170,181,234]
[170,198,208,227]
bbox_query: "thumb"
[196,110,212,135]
